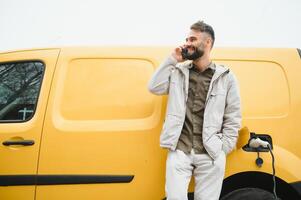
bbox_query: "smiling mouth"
[187,46,196,53]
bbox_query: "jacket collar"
[176,60,229,81]
[190,61,216,72]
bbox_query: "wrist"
[168,55,179,65]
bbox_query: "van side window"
[60,58,155,121]
[0,61,45,122]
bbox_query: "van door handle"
[2,140,35,146]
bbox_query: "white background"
[1,0,301,52]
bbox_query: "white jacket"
[148,56,242,160]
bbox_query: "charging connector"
[249,137,270,148]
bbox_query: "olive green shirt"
[176,62,216,154]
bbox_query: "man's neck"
[193,56,211,72]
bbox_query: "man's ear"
[206,37,212,48]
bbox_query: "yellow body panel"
[0,47,300,199]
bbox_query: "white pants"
[165,149,226,200]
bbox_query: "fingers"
[172,46,185,62]
[175,45,186,53]
[175,47,182,54]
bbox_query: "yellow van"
[0,47,300,200]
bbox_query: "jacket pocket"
[206,90,226,128]
[203,128,223,160]
[210,90,226,110]
[160,114,183,149]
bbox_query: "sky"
[1,0,301,51]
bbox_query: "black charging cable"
[267,144,279,200]
[248,136,280,199]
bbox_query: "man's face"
[183,29,209,60]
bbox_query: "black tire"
[220,187,277,200]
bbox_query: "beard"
[183,44,205,60]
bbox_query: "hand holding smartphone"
[171,46,186,62]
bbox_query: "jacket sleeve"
[221,71,242,155]
[147,56,178,95]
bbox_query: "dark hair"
[190,20,215,47]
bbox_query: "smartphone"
[181,47,189,60]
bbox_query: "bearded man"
[148,20,242,200]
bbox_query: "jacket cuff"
[165,55,178,66]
